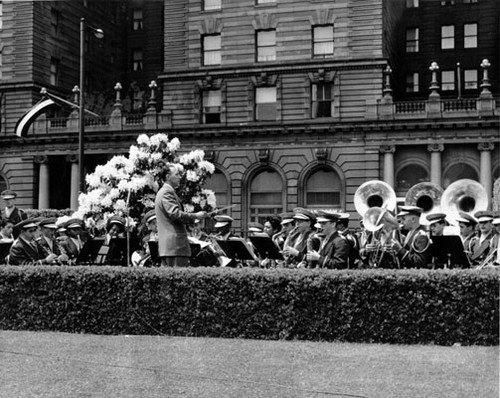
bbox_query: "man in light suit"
[155,165,207,267]
[1,190,27,225]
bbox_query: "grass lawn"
[0,330,498,398]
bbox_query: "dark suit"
[60,238,82,261]
[9,238,44,265]
[316,231,349,269]
[36,236,63,257]
[396,226,431,268]
[154,183,198,265]
[471,232,493,266]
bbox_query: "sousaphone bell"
[354,180,397,217]
[405,182,443,225]
[440,179,488,223]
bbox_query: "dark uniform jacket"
[470,232,493,266]
[9,237,45,265]
[1,207,27,225]
[36,236,64,257]
[396,226,431,268]
[316,231,349,269]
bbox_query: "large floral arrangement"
[72,133,217,234]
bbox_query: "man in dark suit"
[154,165,207,267]
[1,190,27,225]
[35,218,69,264]
[392,205,431,268]
[456,212,479,264]
[60,219,85,261]
[306,210,349,269]
[8,219,58,265]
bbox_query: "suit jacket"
[155,183,198,257]
[60,237,82,260]
[9,237,44,265]
[2,207,27,225]
[317,231,349,269]
[396,226,431,268]
[36,236,63,257]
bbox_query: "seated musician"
[306,210,349,269]
[470,211,495,266]
[391,206,431,269]
[282,208,317,268]
[35,218,69,264]
[8,219,59,265]
[0,219,14,242]
[132,210,159,267]
[248,222,267,237]
[491,216,500,265]
[456,212,479,265]
[60,218,85,261]
[336,213,361,268]
[272,212,294,250]
[213,215,236,240]
[426,213,447,237]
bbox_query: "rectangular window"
[441,25,455,49]
[440,0,455,5]
[406,0,419,7]
[204,0,221,10]
[312,83,333,118]
[255,86,276,121]
[406,73,419,93]
[0,1,3,30]
[441,70,455,91]
[203,34,221,65]
[203,90,222,124]
[464,69,478,90]
[256,0,276,4]
[406,28,419,52]
[256,30,276,62]
[132,9,143,31]
[313,25,334,57]
[50,58,59,86]
[51,8,59,36]
[0,48,3,80]
[464,23,477,48]
[132,49,143,71]
[463,0,478,3]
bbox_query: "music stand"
[431,235,471,268]
[147,241,160,266]
[76,238,104,265]
[216,238,258,261]
[249,236,284,260]
[106,237,129,266]
[0,241,12,262]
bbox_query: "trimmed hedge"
[0,266,498,345]
[24,209,74,218]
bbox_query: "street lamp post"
[78,18,103,194]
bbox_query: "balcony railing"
[442,98,477,112]
[395,100,426,114]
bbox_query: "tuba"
[440,179,488,224]
[354,180,397,217]
[405,182,443,225]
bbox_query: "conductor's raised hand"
[194,211,208,220]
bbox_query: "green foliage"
[0,267,497,345]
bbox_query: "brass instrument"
[354,180,397,217]
[362,207,401,268]
[405,182,443,225]
[475,247,498,269]
[440,179,488,224]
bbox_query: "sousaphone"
[354,180,397,217]
[405,182,443,225]
[440,179,488,223]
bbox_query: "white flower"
[86,174,101,188]
[186,170,199,182]
[168,137,181,152]
[202,189,217,208]
[137,134,150,146]
[191,195,201,204]
[184,204,194,213]
[150,133,169,147]
[56,215,71,227]
[198,160,215,174]
[114,199,128,212]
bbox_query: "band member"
[132,210,159,267]
[8,219,59,265]
[456,212,479,264]
[248,222,267,236]
[60,218,85,261]
[272,212,294,250]
[336,213,361,268]
[282,208,317,268]
[492,216,500,265]
[263,217,281,239]
[391,205,431,268]
[105,216,126,244]
[1,190,27,225]
[36,218,69,264]
[0,219,14,242]
[213,215,235,240]
[306,210,349,269]
[470,211,495,266]
[426,213,447,237]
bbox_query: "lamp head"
[93,28,104,39]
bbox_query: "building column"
[35,155,50,209]
[478,142,494,207]
[67,155,79,210]
[427,143,444,187]
[380,145,395,187]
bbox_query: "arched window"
[0,175,7,194]
[304,167,341,209]
[396,164,428,195]
[443,164,478,188]
[249,168,283,224]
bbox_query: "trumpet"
[475,248,498,270]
